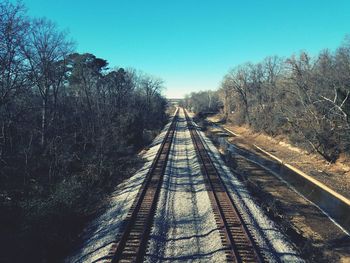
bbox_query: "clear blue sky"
[21,0,350,98]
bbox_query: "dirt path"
[234,155,350,262]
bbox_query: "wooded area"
[183,39,350,163]
[0,2,167,262]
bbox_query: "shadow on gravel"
[146,115,227,262]
[146,247,228,261]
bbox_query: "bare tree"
[139,75,164,107]
[0,1,28,106]
[22,18,74,146]
[0,1,29,164]
[214,43,350,162]
[222,65,251,124]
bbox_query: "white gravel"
[65,118,175,263]
[145,109,227,262]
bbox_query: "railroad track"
[103,107,263,263]
[105,109,178,263]
[184,109,264,263]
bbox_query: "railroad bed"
[184,110,262,262]
[67,108,303,263]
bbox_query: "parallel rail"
[106,109,178,263]
[184,109,263,263]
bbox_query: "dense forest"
[0,1,167,262]
[183,39,350,163]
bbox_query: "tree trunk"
[41,97,47,147]
[243,97,251,125]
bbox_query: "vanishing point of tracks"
[106,108,263,263]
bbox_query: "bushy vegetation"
[0,1,168,262]
[185,40,350,163]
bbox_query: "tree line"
[184,39,350,163]
[0,1,167,262]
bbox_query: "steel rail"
[105,108,179,263]
[184,109,264,263]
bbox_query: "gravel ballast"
[145,110,227,262]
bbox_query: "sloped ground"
[204,115,350,262]
[207,115,350,200]
[232,155,350,262]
